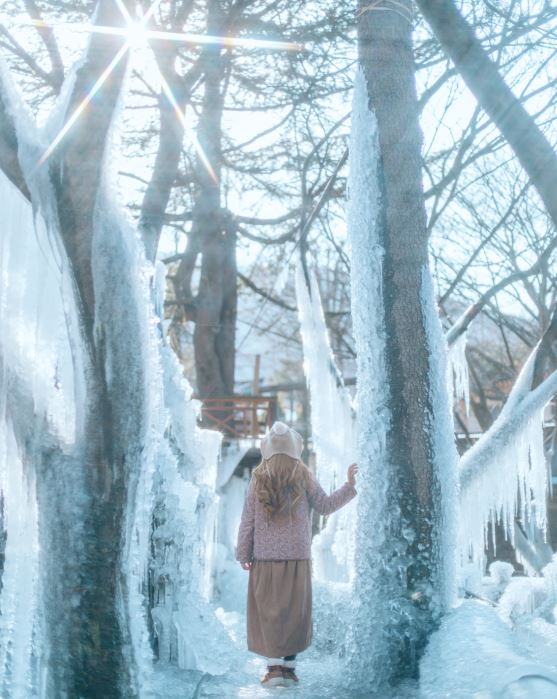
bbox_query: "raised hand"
[347,463,358,487]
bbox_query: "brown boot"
[282,667,299,686]
[261,665,286,687]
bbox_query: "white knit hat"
[260,421,303,461]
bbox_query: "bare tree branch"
[237,271,296,311]
[417,0,557,230]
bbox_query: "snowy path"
[147,597,419,699]
[145,593,557,699]
[149,650,419,699]
[192,654,418,699]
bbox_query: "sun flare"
[23,0,302,170]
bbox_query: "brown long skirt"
[247,559,312,658]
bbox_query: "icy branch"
[460,368,557,491]
[461,305,557,491]
[446,254,557,346]
[458,321,557,563]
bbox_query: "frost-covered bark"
[346,2,458,687]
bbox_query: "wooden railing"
[196,395,276,439]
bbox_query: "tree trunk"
[191,0,237,403]
[139,52,188,263]
[347,0,457,687]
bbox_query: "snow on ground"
[421,600,557,699]
[421,558,557,699]
[149,556,557,699]
[149,607,419,699]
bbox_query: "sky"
[2,1,557,385]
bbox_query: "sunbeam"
[37,0,163,167]
[19,20,304,52]
[156,69,219,184]
[37,42,129,167]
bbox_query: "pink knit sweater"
[235,472,357,562]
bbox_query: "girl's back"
[237,454,357,563]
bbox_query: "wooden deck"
[196,395,276,438]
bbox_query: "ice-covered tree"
[345,0,557,691]
[345,0,458,687]
[0,1,166,695]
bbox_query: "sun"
[126,22,149,48]
[125,4,150,49]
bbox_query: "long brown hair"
[252,453,311,517]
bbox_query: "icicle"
[295,264,356,493]
[154,260,167,322]
[447,330,470,414]
[455,287,555,574]
[459,376,554,569]
[273,263,290,295]
[421,270,459,611]
[294,263,357,583]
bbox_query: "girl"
[236,421,358,687]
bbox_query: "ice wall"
[213,472,251,614]
[146,301,236,676]
[0,169,79,698]
[0,161,234,694]
[295,263,357,583]
[0,170,77,446]
[0,61,96,695]
[212,441,256,615]
[0,423,39,699]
